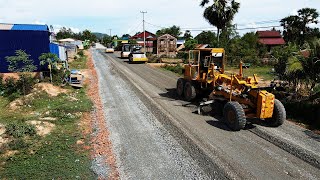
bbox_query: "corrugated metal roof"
[12,24,48,31]
[257,31,281,38]
[0,24,13,30]
[0,23,48,31]
[258,38,285,45]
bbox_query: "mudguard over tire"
[223,101,246,131]
[267,99,286,127]
[184,81,196,101]
[176,78,185,97]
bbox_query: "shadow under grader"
[159,88,205,106]
[158,88,273,131]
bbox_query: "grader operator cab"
[176,48,286,131]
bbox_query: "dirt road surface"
[92,50,211,179]
[91,44,320,179]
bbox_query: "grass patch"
[226,66,275,81]
[161,64,184,75]
[0,86,95,179]
[69,51,87,69]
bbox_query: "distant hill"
[93,32,108,39]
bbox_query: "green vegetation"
[69,50,87,69]
[56,27,97,43]
[0,51,95,178]
[200,0,240,44]
[0,88,95,179]
[161,64,184,75]
[226,66,275,81]
[156,25,182,38]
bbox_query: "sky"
[0,0,320,36]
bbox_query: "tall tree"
[200,0,240,44]
[156,25,182,38]
[183,30,193,40]
[56,27,75,40]
[281,8,319,45]
[81,29,97,42]
[195,31,218,47]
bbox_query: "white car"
[106,47,114,53]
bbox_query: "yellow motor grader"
[176,48,286,130]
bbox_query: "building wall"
[0,30,50,72]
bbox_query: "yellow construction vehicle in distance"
[176,48,286,131]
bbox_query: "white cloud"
[0,0,319,36]
[52,24,81,34]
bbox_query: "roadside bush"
[177,52,188,63]
[15,74,36,95]
[78,50,84,57]
[148,55,161,63]
[0,74,4,92]
[3,77,18,96]
[282,100,320,129]
[8,138,29,150]
[51,69,66,85]
[5,122,37,138]
[162,64,184,75]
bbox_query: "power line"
[145,19,282,31]
[145,20,282,32]
[128,21,143,35]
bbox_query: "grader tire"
[267,99,286,127]
[223,101,246,131]
[184,81,196,101]
[176,78,185,97]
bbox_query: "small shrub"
[177,52,188,61]
[16,74,36,95]
[78,50,84,57]
[148,55,161,63]
[0,74,4,92]
[8,138,29,150]
[3,77,17,96]
[5,122,37,138]
[163,64,184,75]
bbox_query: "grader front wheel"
[267,99,286,127]
[223,101,246,131]
[176,78,185,97]
[184,81,196,102]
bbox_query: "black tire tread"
[184,81,196,101]
[223,101,246,131]
[268,99,286,127]
[176,78,185,97]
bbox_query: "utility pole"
[108,29,112,37]
[140,11,147,54]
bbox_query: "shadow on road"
[304,130,320,142]
[159,88,204,105]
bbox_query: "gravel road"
[92,46,320,180]
[91,49,212,179]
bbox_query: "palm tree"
[200,0,240,45]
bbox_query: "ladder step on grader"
[176,48,286,131]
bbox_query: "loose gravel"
[92,49,211,179]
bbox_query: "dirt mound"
[34,83,68,97]
[8,99,24,111]
[28,121,55,136]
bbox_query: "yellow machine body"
[256,90,275,119]
[183,47,277,119]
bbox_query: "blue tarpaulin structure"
[50,43,59,57]
[0,23,50,72]
[49,43,67,61]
